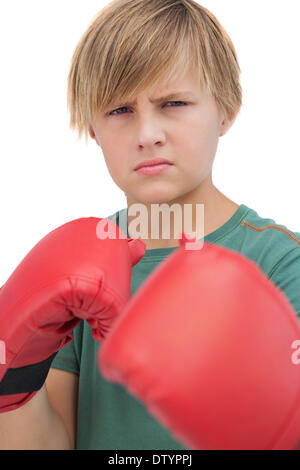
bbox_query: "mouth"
[134,158,174,175]
[135,163,174,176]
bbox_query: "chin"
[136,193,178,206]
[133,186,180,204]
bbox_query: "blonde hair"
[67,0,243,143]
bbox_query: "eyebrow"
[114,91,195,107]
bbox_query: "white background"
[0,0,299,283]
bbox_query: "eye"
[164,101,187,108]
[109,106,130,116]
[108,101,188,116]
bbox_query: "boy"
[0,0,299,450]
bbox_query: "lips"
[134,158,173,171]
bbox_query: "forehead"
[113,66,205,107]
[148,65,202,96]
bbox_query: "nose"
[135,114,166,150]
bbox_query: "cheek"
[186,118,220,160]
[101,138,127,173]
[103,153,124,183]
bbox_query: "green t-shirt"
[51,203,300,450]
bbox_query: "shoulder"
[241,206,300,249]
[238,206,300,272]
[235,206,300,321]
[105,208,128,236]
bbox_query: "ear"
[219,111,239,137]
[88,124,96,140]
[88,125,101,147]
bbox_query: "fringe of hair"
[67,0,243,144]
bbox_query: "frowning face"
[89,65,235,206]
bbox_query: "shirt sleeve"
[269,247,300,322]
[50,320,84,375]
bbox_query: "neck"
[126,178,239,250]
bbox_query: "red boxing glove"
[99,235,300,450]
[0,217,145,412]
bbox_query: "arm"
[0,364,78,450]
[0,217,145,446]
[46,368,78,450]
[0,384,71,450]
[99,235,300,450]
[0,217,144,412]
